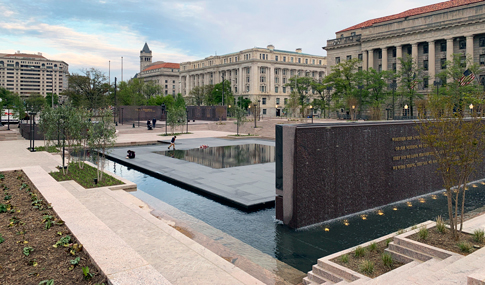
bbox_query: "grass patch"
[368,242,378,252]
[34,145,59,153]
[158,132,192,136]
[436,216,446,234]
[50,163,123,188]
[354,246,365,257]
[340,254,349,263]
[381,252,393,269]
[359,260,374,274]
[418,226,429,240]
[473,229,485,243]
[457,241,472,253]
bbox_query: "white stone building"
[136,43,181,96]
[324,0,485,95]
[0,51,69,97]
[179,45,327,117]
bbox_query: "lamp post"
[165,111,168,136]
[137,107,141,127]
[470,103,474,116]
[114,77,117,125]
[404,104,409,119]
[433,78,442,96]
[228,104,231,117]
[258,100,261,121]
[310,105,313,123]
[221,73,225,106]
[248,104,251,116]
[253,103,257,128]
[29,111,37,152]
[6,105,10,130]
[351,105,356,121]
[186,107,189,134]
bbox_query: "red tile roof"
[143,62,180,72]
[5,53,46,59]
[337,0,484,33]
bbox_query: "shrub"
[368,242,377,252]
[359,260,374,274]
[382,252,393,269]
[473,229,484,243]
[411,225,418,230]
[436,216,446,234]
[397,229,405,235]
[457,241,472,253]
[340,254,349,263]
[385,238,392,247]
[418,226,428,240]
[354,246,365,257]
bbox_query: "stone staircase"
[0,129,23,141]
[302,221,485,285]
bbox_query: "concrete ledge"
[468,270,485,285]
[84,161,137,192]
[13,166,171,285]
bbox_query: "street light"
[186,107,189,134]
[258,100,261,121]
[310,105,313,123]
[352,105,356,121]
[433,78,442,96]
[404,104,409,119]
[253,103,257,128]
[222,73,225,106]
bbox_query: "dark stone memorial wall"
[117,105,227,123]
[275,121,485,229]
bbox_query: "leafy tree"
[0,88,24,119]
[166,106,186,134]
[285,76,313,117]
[64,68,109,109]
[325,59,361,115]
[203,85,215,105]
[117,79,146,106]
[146,94,175,109]
[310,80,331,118]
[45,93,59,107]
[174,93,186,109]
[359,68,391,120]
[211,80,233,106]
[233,106,247,135]
[142,80,163,99]
[188,86,205,106]
[237,97,252,110]
[396,56,423,117]
[25,94,46,113]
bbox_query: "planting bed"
[408,226,485,256]
[50,163,122,189]
[331,240,405,278]
[0,170,107,284]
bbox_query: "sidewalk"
[0,132,267,284]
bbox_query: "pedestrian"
[152,118,156,128]
[168,135,176,150]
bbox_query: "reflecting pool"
[153,144,275,169]
[104,159,485,273]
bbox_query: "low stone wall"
[275,121,485,229]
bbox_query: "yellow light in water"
[465,187,469,190]
[407,202,413,207]
[361,215,367,220]
[473,184,478,188]
[481,182,485,185]
[419,198,425,203]
[343,220,349,226]
[393,207,398,211]
[443,192,448,196]
[377,210,384,216]
[431,195,437,200]
[325,227,330,232]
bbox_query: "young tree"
[88,109,116,181]
[285,76,313,117]
[44,93,59,107]
[166,106,186,134]
[188,86,205,106]
[396,56,423,117]
[25,94,46,113]
[65,68,109,109]
[233,106,247,135]
[359,68,391,120]
[325,59,361,116]
[211,80,233,106]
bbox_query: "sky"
[0,0,441,81]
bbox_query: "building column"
[362,50,368,70]
[428,40,436,81]
[412,43,418,65]
[396,45,402,72]
[446,37,454,63]
[382,47,388,71]
[368,49,374,70]
[466,35,474,65]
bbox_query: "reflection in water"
[102,159,485,273]
[153,144,275,169]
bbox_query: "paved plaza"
[107,137,275,209]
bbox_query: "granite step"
[393,234,453,260]
[307,271,328,284]
[303,276,320,285]
[312,264,344,283]
[388,242,434,262]
[317,260,369,283]
[384,246,414,264]
[394,259,440,284]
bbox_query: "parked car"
[1,109,19,123]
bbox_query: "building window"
[459,38,466,50]
[441,58,447,69]
[275,77,279,83]
[247,68,250,74]
[378,64,382,72]
[392,48,397,57]
[173,80,175,83]
[312,59,315,64]
[283,78,287,84]
[319,60,322,65]
[275,87,278,93]
[276,98,280,104]
[275,56,279,61]
[262,98,266,105]
[297,58,301,63]
[460,56,466,67]
[284,98,288,104]
[480,37,485,47]
[423,77,429,89]
[347,55,352,60]
[423,43,429,54]
[335,57,340,64]
[283,56,286,62]
[260,76,265,82]
[275,69,279,75]
[358,54,362,60]
[165,90,168,95]
[407,46,412,55]
[247,77,250,83]
[392,63,396,71]
[282,69,287,75]
[165,80,168,83]
[423,60,428,71]
[291,57,294,63]
[173,85,175,89]
[480,54,485,66]
[263,109,267,115]
[440,42,447,52]
[378,50,382,59]
[165,85,168,88]
[358,67,362,72]
[246,86,250,92]
[260,67,266,74]
[235,87,238,93]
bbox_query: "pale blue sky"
[0,0,439,81]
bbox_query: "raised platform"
[105,137,276,210]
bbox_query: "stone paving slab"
[105,137,276,209]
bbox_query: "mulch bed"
[331,240,405,278]
[0,170,107,285]
[50,163,122,189]
[408,226,485,256]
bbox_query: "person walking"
[168,135,176,150]
[152,118,156,128]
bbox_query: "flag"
[411,73,417,90]
[459,69,475,86]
